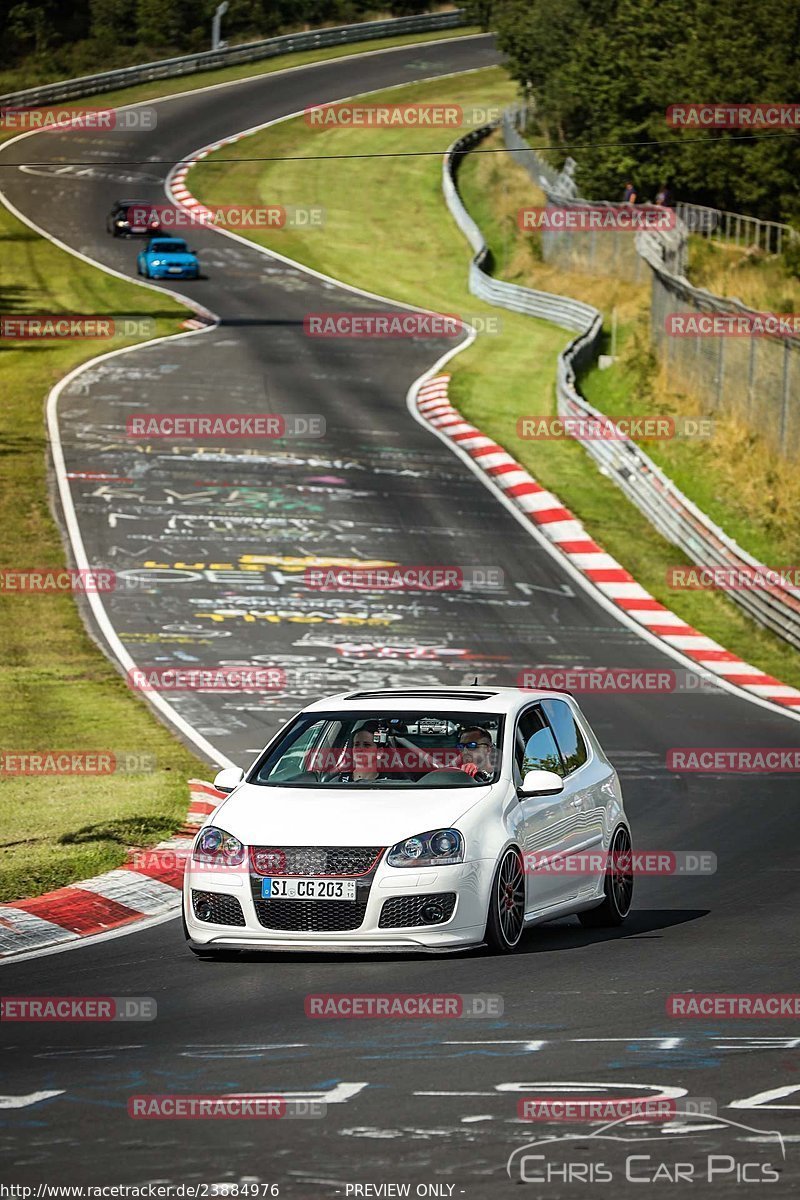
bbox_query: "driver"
[455,726,496,783]
[336,722,393,784]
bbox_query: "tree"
[492,0,800,221]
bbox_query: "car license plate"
[131,226,146,232]
[168,266,182,273]
[261,877,356,901]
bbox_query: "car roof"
[115,199,151,206]
[300,686,575,716]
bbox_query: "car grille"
[254,898,369,932]
[378,893,457,929]
[250,845,383,932]
[191,890,246,927]
[250,846,383,876]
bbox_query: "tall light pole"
[212,2,229,51]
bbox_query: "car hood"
[210,782,493,847]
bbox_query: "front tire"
[579,825,634,928]
[484,847,526,953]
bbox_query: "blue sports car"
[137,237,200,280]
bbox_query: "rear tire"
[484,847,526,953]
[578,825,633,928]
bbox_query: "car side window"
[515,706,564,779]
[540,699,588,775]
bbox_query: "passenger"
[455,726,496,783]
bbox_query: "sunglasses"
[456,740,491,750]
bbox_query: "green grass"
[687,234,800,311]
[0,196,207,903]
[580,343,800,568]
[188,68,800,691]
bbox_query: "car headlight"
[150,259,163,266]
[386,828,463,867]
[192,825,245,866]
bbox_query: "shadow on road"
[188,908,709,966]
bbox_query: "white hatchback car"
[182,686,633,956]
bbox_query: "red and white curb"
[171,140,249,331]
[416,375,800,710]
[170,132,250,219]
[0,781,224,959]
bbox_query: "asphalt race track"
[1,34,800,1196]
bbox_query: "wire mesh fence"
[676,201,794,255]
[503,111,651,283]
[504,107,800,460]
[640,233,800,458]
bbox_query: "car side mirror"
[213,766,245,794]
[519,769,564,796]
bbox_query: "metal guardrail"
[675,201,794,255]
[445,128,600,335]
[444,124,800,651]
[0,10,467,108]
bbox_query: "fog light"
[420,901,445,924]
[194,897,213,922]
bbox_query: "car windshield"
[251,711,504,788]
[150,239,187,251]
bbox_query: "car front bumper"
[182,858,489,953]
[149,267,198,278]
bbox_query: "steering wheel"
[418,767,475,783]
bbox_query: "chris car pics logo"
[507,1110,786,1185]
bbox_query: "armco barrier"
[445,128,599,337]
[443,124,800,650]
[0,11,467,108]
